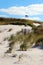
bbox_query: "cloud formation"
[0,4,43,16]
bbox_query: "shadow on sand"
[32,45,43,49]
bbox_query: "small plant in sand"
[8,28,12,32]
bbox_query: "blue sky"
[0,0,43,21]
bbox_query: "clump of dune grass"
[5,26,43,53]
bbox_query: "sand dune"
[0,25,43,65]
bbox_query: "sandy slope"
[0,48,43,65]
[0,25,43,65]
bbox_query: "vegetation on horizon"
[0,17,43,25]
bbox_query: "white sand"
[0,25,43,65]
[0,48,43,65]
[33,23,40,26]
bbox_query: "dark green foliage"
[20,43,27,51]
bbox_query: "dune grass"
[5,27,43,53]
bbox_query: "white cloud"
[0,4,43,16]
[0,6,26,15]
